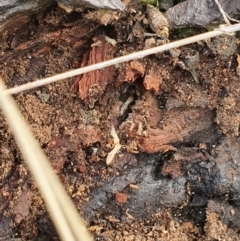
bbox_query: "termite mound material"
[1,1,240,240]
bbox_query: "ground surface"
[0,1,240,241]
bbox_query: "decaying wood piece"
[0,9,102,90]
[73,35,116,107]
[116,60,165,93]
[143,64,163,93]
[116,60,145,86]
[138,108,214,153]
[0,18,100,64]
[121,92,214,153]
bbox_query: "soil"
[1,1,240,241]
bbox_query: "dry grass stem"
[3,23,240,95]
[214,0,231,25]
[214,0,240,24]
[0,78,93,241]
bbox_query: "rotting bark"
[72,35,116,107]
[138,107,214,153]
[120,91,215,153]
[0,6,101,89]
[0,17,100,64]
[116,60,145,86]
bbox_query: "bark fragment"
[120,90,214,153]
[73,35,116,107]
[143,64,163,93]
[141,107,214,153]
[0,17,99,65]
[116,60,145,86]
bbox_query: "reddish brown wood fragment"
[138,131,181,153]
[73,35,115,105]
[0,19,99,63]
[121,93,213,153]
[125,60,145,83]
[138,108,213,153]
[116,60,145,86]
[143,65,162,93]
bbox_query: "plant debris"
[1,1,240,240]
[72,35,116,107]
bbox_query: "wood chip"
[73,35,116,106]
[143,65,163,93]
[116,60,145,86]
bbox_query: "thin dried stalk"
[0,78,93,241]
[214,0,240,24]
[214,0,231,25]
[4,23,240,95]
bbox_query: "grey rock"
[165,0,240,29]
[57,0,125,10]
